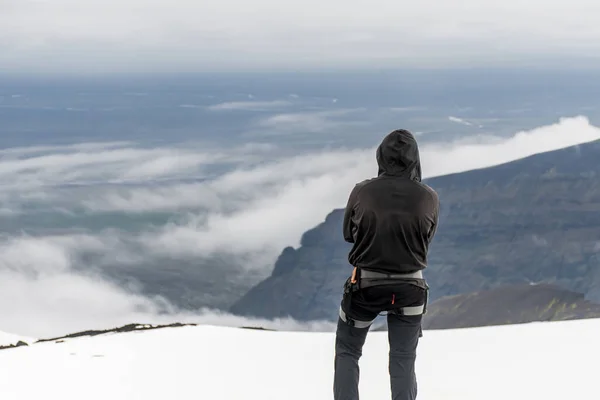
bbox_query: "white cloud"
[256,109,366,134]
[0,208,18,216]
[0,269,166,337]
[0,139,278,215]
[449,116,474,126]
[0,235,334,338]
[2,0,600,73]
[119,153,214,181]
[137,150,370,259]
[389,107,426,113]
[81,184,223,213]
[421,116,600,176]
[0,235,163,337]
[0,143,232,191]
[0,141,133,157]
[207,100,292,111]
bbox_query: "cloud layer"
[1,116,599,337]
[2,0,600,73]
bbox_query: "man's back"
[334,129,439,400]
[343,130,439,274]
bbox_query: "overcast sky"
[2,0,600,75]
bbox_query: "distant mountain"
[230,139,600,322]
[422,284,600,330]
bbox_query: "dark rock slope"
[422,283,600,330]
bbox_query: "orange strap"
[351,266,358,284]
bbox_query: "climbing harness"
[339,267,429,328]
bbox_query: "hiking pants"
[333,282,425,400]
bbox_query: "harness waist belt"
[359,269,423,280]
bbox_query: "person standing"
[334,129,439,400]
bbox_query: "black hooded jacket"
[343,130,439,274]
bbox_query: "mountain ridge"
[422,283,600,329]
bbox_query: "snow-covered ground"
[1,319,598,400]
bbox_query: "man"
[334,129,439,400]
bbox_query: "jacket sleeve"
[427,190,440,244]
[343,184,360,243]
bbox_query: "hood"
[376,129,422,181]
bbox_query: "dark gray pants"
[334,313,422,400]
